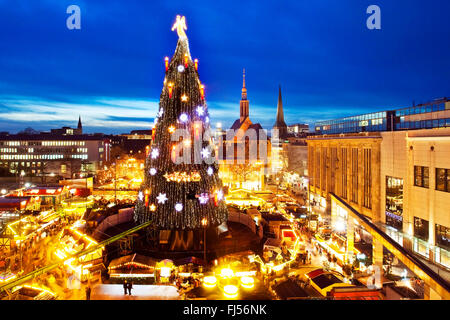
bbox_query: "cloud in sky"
[0,0,449,133]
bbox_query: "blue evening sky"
[0,0,449,134]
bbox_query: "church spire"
[240,68,249,122]
[273,85,287,138]
[77,115,82,133]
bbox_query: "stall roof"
[311,274,343,290]
[109,253,157,269]
[273,279,309,299]
[174,256,204,266]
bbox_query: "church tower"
[239,69,249,122]
[273,85,288,139]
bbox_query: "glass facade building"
[315,98,450,134]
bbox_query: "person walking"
[127,281,133,295]
[123,280,128,295]
[85,285,91,300]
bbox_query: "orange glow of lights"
[168,125,176,133]
[181,94,188,102]
[149,204,156,212]
[184,53,188,67]
[194,58,198,70]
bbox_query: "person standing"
[127,281,133,295]
[123,280,128,295]
[85,285,91,300]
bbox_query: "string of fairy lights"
[133,18,228,230]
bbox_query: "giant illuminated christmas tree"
[134,16,228,241]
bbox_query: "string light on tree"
[181,94,188,102]
[168,125,176,133]
[149,204,157,212]
[149,168,157,176]
[207,167,213,176]
[177,65,185,72]
[175,203,183,212]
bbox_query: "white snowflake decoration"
[201,147,210,159]
[198,193,209,205]
[158,108,164,117]
[151,148,159,159]
[138,191,144,201]
[207,167,213,176]
[149,168,157,175]
[177,65,185,72]
[216,190,224,201]
[196,106,204,116]
[156,193,168,204]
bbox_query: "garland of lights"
[133,16,228,230]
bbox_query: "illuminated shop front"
[385,176,403,230]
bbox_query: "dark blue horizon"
[0,0,449,134]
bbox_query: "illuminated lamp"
[164,57,169,71]
[223,285,238,299]
[220,268,234,278]
[200,84,205,100]
[168,82,174,98]
[240,276,254,289]
[203,276,217,288]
